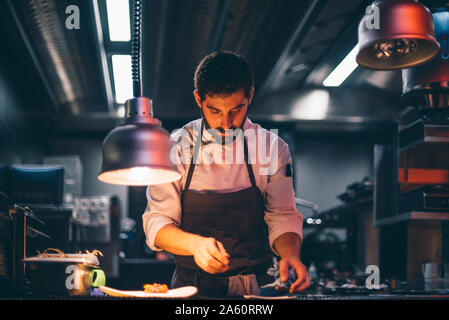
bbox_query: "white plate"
[244,294,297,300]
[23,254,100,266]
[99,286,198,299]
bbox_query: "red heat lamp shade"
[402,9,449,110]
[357,0,440,70]
[98,97,181,186]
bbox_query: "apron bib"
[172,119,272,293]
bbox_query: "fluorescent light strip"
[111,55,133,104]
[323,44,359,87]
[105,0,131,42]
[116,105,126,117]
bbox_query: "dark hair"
[194,51,254,101]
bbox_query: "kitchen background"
[0,0,448,297]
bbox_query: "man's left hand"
[278,256,310,293]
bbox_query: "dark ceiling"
[1,0,448,135]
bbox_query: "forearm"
[154,223,204,256]
[273,232,309,292]
[273,232,302,259]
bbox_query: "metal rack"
[374,121,449,226]
[373,120,449,282]
[10,205,50,294]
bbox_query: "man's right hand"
[191,237,230,274]
[154,225,230,274]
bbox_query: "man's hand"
[273,232,309,294]
[278,255,310,293]
[154,224,230,274]
[191,237,230,274]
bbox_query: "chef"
[143,51,309,297]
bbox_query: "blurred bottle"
[309,262,317,281]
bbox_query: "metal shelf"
[374,211,449,227]
[318,197,373,218]
[400,122,449,150]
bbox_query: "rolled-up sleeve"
[142,180,182,251]
[264,142,303,256]
[142,129,187,251]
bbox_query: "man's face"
[193,88,254,137]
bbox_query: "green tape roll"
[91,268,106,287]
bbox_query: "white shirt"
[142,117,303,255]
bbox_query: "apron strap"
[184,118,257,191]
[243,134,257,188]
[184,119,204,191]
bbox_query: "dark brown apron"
[171,119,272,297]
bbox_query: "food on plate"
[85,249,103,257]
[36,248,66,257]
[143,283,169,293]
[36,248,104,258]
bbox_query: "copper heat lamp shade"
[402,9,449,110]
[98,0,180,186]
[357,0,440,70]
[98,97,181,186]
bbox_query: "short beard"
[201,110,247,146]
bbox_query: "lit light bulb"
[127,167,152,181]
[373,39,418,60]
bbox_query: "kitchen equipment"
[73,195,115,243]
[398,185,449,213]
[98,0,180,186]
[72,195,121,278]
[337,177,374,203]
[43,155,83,206]
[403,9,449,111]
[422,262,440,281]
[10,204,50,294]
[10,165,64,207]
[357,0,440,70]
[23,251,106,296]
[26,206,73,255]
[295,197,320,215]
